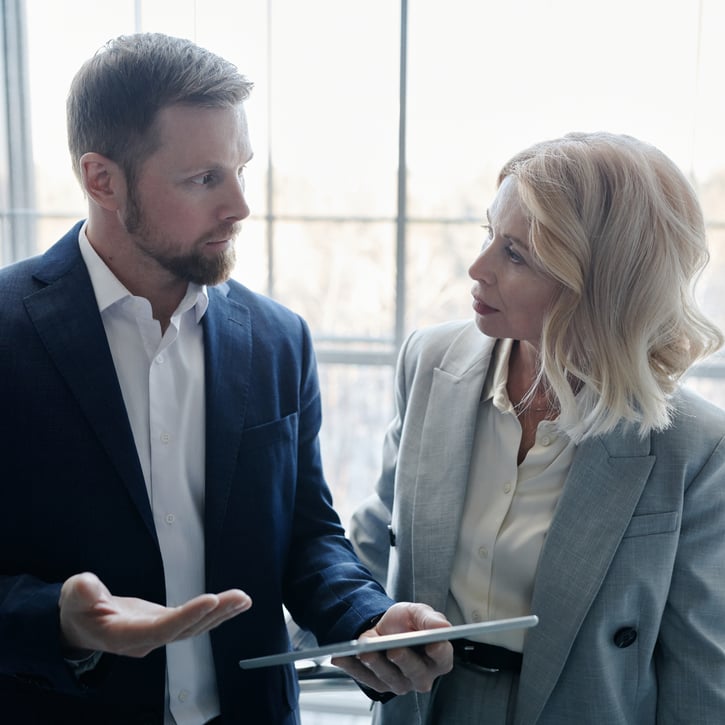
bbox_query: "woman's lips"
[472,296,498,315]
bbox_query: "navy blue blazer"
[0,222,393,724]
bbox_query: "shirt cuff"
[65,650,103,677]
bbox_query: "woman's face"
[468,176,559,347]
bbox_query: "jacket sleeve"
[0,574,85,693]
[279,315,394,644]
[349,331,418,590]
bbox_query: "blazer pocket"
[240,413,296,451]
[622,511,679,538]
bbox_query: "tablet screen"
[239,614,538,669]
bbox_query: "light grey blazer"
[351,320,725,724]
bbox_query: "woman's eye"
[505,244,525,264]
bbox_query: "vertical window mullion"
[2,0,35,264]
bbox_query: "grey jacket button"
[613,627,637,648]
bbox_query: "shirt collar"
[481,338,516,413]
[78,222,209,322]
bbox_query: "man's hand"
[59,572,252,658]
[331,602,453,695]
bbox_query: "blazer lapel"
[24,229,154,538]
[515,430,655,724]
[410,328,496,611]
[202,286,252,577]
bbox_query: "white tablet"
[239,614,538,669]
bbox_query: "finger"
[385,643,452,691]
[423,639,454,666]
[168,590,252,641]
[357,650,415,695]
[331,654,403,694]
[407,606,451,633]
[61,572,109,610]
[155,594,221,639]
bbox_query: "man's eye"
[193,173,216,185]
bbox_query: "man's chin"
[166,249,236,286]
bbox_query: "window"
[5,0,725,530]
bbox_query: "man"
[0,33,451,724]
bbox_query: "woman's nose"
[468,244,493,282]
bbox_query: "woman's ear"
[79,152,127,211]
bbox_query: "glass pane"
[406,0,703,219]
[685,376,725,412]
[272,220,396,340]
[230,217,268,295]
[689,224,725,410]
[268,0,399,217]
[691,0,725,187]
[192,0,270,220]
[698,227,725,335]
[25,1,137,255]
[317,363,394,528]
[405,221,481,332]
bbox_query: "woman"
[350,132,725,724]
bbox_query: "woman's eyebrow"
[487,209,527,248]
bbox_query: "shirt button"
[178,689,190,702]
[478,546,489,559]
[166,513,176,525]
[540,435,552,446]
[503,482,512,494]
[472,610,482,622]
[155,354,164,364]
[160,432,171,444]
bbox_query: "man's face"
[122,103,253,286]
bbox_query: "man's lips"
[205,225,240,248]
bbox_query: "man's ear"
[79,152,127,211]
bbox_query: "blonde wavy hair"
[499,131,723,442]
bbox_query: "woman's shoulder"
[404,319,488,359]
[651,386,725,461]
[669,385,725,432]
[398,320,497,387]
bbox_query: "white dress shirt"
[447,338,576,651]
[79,226,219,725]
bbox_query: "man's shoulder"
[0,253,47,302]
[0,222,84,290]
[209,278,307,335]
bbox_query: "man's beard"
[124,190,238,286]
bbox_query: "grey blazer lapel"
[202,285,252,576]
[24,235,154,538]
[516,430,655,724]
[410,329,495,611]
